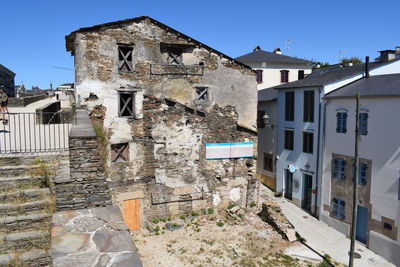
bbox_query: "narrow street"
[259,185,395,267]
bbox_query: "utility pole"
[349,92,360,267]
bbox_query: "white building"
[274,53,400,217]
[235,46,313,90]
[321,73,400,266]
[236,47,313,190]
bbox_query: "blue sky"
[1,0,399,89]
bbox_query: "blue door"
[356,206,368,244]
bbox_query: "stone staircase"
[0,157,54,266]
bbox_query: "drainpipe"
[314,87,323,218]
[365,56,370,78]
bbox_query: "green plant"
[154,225,160,232]
[167,217,172,221]
[207,207,214,214]
[295,231,306,242]
[194,227,201,232]
[180,215,186,220]
[152,218,160,224]
[249,202,256,208]
[227,203,236,209]
[216,221,225,227]
[92,119,108,174]
[29,158,54,190]
[191,211,199,216]
[160,217,167,222]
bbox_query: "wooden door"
[123,199,141,231]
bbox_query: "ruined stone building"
[65,16,258,229]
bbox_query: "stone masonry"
[66,16,259,227]
[54,110,111,210]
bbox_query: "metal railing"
[0,111,72,154]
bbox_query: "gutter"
[314,87,323,218]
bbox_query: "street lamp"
[262,113,275,129]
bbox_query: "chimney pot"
[273,48,282,55]
[379,50,396,62]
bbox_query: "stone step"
[0,213,52,234]
[0,188,51,204]
[0,176,43,191]
[0,165,38,177]
[0,230,51,251]
[0,200,52,217]
[0,249,51,266]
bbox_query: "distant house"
[0,64,16,97]
[322,73,400,266]
[65,16,258,230]
[235,46,313,90]
[273,52,400,217]
[236,47,313,190]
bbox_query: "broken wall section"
[108,96,258,222]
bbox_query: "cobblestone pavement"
[51,206,143,267]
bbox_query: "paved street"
[259,185,395,267]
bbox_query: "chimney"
[365,56,369,78]
[379,50,396,62]
[253,45,261,52]
[273,48,282,55]
[396,46,400,54]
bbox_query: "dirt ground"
[132,206,323,267]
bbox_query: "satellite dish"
[288,164,297,173]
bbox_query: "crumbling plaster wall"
[74,19,257,130]
[72,18,258,221]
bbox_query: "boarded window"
[285,91,295,121]
[263,153,273,172]
[111,143,129,162]
[303,131,313,154]
[284,129,294,150]
[303,90,314,122]
[195,87,209,101]
[118,45,133,72]
[281,70,289,83]
[160,43,193,65]
[119,92,135,117]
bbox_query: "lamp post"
[262,113,275,129]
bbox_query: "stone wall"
[54,109,111,210]
[107,96,258,223]
[8,94,46,107]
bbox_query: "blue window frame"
[358,162,368,185]
[336,112,347,133]
[359,113,368,135]
[332,158,346,179]
[331,198,345,219]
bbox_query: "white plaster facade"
[321,96,400,266]
[251,62,312,90]
[275,59,400,217]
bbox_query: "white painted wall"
[244,62,312,90]
[276,87,320,212]
[321,97,400,266]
